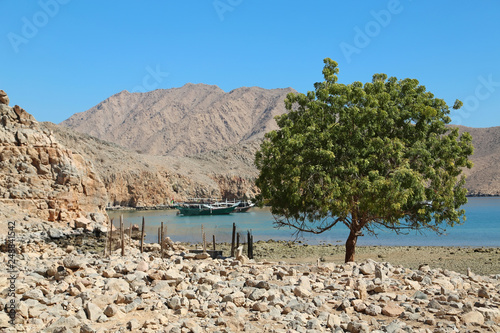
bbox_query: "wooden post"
[247,230,253,259]
[120,215,124,257]
[231,223,236,257]
[236,232,240,249]
[203,232,207,254]
[158,227,160,245]
[128,223,132,247]
[160,222,164,258]
[108,218,113,256]
[140,217,145,253]
[250,233,254,259]
[212,235,216,252]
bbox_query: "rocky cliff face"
[41,122,259,207]
[0,90,108,223]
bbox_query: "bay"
[108,197,500,247]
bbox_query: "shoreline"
[105,194,500,212]
[189,241,500,276]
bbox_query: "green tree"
[255,58,474,263]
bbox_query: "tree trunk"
[344,228,358,263]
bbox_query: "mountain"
[61,84,295,156]
[456,125,500,196]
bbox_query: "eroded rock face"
[0,90,9,105]
[0,91,108,223]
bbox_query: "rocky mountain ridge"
[61,84,295,156]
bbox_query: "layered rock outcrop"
[0,91,108,223]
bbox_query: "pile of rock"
[0,90,108,225]
[1,226,499,333]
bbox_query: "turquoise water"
[108,197,500,247]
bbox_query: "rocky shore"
[1,223,499,333]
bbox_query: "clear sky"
[1,0,499,127]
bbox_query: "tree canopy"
[255,58,474,262]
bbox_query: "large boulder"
[0,90,8,105]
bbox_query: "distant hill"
[61,83,295,156]
[456,125,500,196]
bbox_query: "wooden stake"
[120,215,124,257]
[108,218,113,256]
[128,223,132,246]
[247,230,254,259]
[201,224,204,246]
[160,222,164,258]
[231,223,236,257]
[140,217,145,253]
[158,227,160,245]
[236,232,240,249]
[212,235,216,252]
[203,232,207,254]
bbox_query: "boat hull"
[176,205,236,216]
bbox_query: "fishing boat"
[175,199,240,216]
[234,200,255,213]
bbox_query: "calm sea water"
[108,197,500,247]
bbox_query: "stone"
[385,320,405,333]
[63,255,85,270]
[356,279,368,300]
[413,291,428,300]
[382,302,404,317]
[293,286,312,298]
[195,252,210,259]
[461,310,484,325]
[226,291,245,307]
[48,228,63,239]
[90,212,107,224]
[427,299,442,309]
[360,263,375,275]
[252,302,268,312]
[43,315,80,333]
[478,287,490,298]
[164,269,183,282]
[167,296,182,310]
[375,265,386,280]
[347,320,370,333]
[80,323,97,333]
[136,261,149,272]
[75,217,91,229]
[327,314,342,328]
[106,278,130,293]
[365,304,382,316]
[85,302,103,321]
[0,312,11,328]
[103,304,121,317]
[249,288,267,301]
[127,319,141,331]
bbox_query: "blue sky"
[1,0,499,127]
